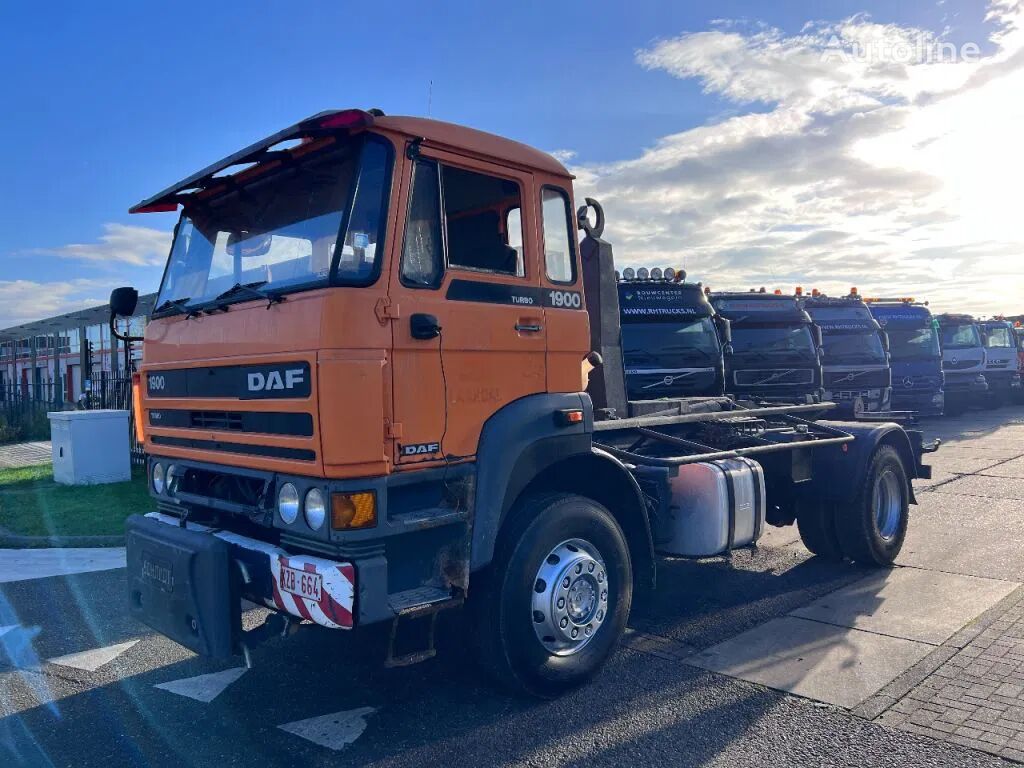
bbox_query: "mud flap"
[126,514,240,659]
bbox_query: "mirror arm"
[109,314,144,344]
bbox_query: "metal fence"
[0,369,145,465]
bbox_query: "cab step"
[384,587,464,668]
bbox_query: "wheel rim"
[531,538,608,656]
[873,468,903,541]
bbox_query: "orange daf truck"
[115,109,936,697]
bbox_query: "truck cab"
[977,318,1022,407]
[866,298,944,416]
[616,268,726,400]
[801,291,891,416]
[708,290,823,405]
[935,313,988,416]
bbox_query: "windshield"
[622,318,720,362]
[731,325,815,356]
[820,331,886,363]
[940,323,982,349]
[886,326,941,359]
[983,325,1015,348]
[156,137,391,312]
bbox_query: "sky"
[0,0,1021,328]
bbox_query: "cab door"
[387,145,546,466]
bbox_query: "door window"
[442,165,524,277]
[400,160,444,288]
[541,187,576,284]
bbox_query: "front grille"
[898,374,940,389]
[944,358,981,370]
[149,409,314,437]
[734,369,814,386]
[824,370,888,388]
[190,410,244,431]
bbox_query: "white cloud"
[574,1,1024,315]
[40,223,172,267]
[0,279,113,329]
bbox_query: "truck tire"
[796,499,843,561]
[472,492,632,698]
[835,445,909,566]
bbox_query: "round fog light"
[305,488,327,531]
[152,463,165,495]
[278,482,299,524]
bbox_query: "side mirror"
[880,332,890,353]
[813,325,823,347]
[110,287,139,318]
[714,315,732,344]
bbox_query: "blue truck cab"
[935,313,988,416]
[867,298,944,416]
[801,291,892,416]
[977,318,1022,407]
[709,289,823,405]
[617,268,727,400]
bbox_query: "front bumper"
[891,388,944,415]
[944,372,988,394]
[822,386,891,415]
[126,513,355,657]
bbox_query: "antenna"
[427,80,433,117]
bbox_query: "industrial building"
[0,294,154,405]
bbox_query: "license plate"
[279,564,322,602]
[141,552,174,592]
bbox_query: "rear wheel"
[796,499,843,560]
[836,445,909,566]
[473,493,632,698]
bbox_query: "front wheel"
[836,445,910,566]
[472,493,633,698]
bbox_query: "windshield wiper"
[212,281,285,309]
[154,297,192,316]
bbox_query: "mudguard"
[470,392,594,571]
[808,420,926,504]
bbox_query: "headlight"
[152,463,165,494]
[166,464,178,496]
[304,488,327,531]
[278,483,300,524]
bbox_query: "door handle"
[515,323,543,333]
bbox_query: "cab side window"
[442,166,524,277]
[400,160,444,288]
[541,187,576,284]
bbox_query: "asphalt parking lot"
[3,406,1024,767]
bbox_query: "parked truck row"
[112,109,963,697]
[618,270,1021,419]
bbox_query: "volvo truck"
[801,291,892,416]
[708,290,824,406]
[115,109,934,698]
[617,268,727,400]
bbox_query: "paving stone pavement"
[0,441,52,469]
[878,590,1024,762]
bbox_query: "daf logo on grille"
[247,368,305,392]
[903,377,914,388]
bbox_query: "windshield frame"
[152,132,395,318]
[729,322,817,356]
[819,329,887,363]
[940,323,982,350]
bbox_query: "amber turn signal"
[132,372,145,445]
[331,491,377,530]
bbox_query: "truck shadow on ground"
[1,546,899,767]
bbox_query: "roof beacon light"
[759,286,766,293]
[650,267,663,280]
[850,287,858,296]
[622,267,636,280]
[795,286,803,296]
[812,288,821,297]
[637,267,650,280]
[773,289,782,295]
